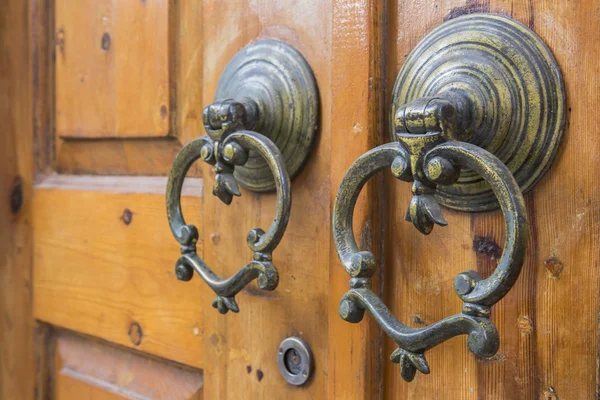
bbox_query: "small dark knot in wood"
[128,321,143,346]
[10,176,23,214]
[473,236,502,259]
[101,32,111,51]
[544,256,564,279]
[121,208,133,225]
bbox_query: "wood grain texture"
[33,188,205,368]
[176,0,204,170]
[27,0,600,398]
[56,139,196,176]
[52,0,202,177]
[384,1,600,399]
[33,0,55,177]
[0,0,36,398]
[329,0,386,398]
[198,1,332,398]
[36,174,203,196]
[55,0,171,138]
[35,323,56,400]
[54,330,203,399]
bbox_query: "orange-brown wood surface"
[384,1,600,399]
[198,1,334,398]
[54,330,203,399]
[0,0,36,398]
[9,0,600,398]
[33,183,205,369]
[30,1,207,398]
[329,0,386,398]
[55,0,171,139]
[53,0,202,177]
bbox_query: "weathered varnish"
[3,0,599,399]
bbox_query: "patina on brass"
[166,39,319,314]
[333,13,565,382]
[214,39,319,192]
[392,13,565,211]
[334,134,529,382]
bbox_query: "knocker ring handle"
[332,13,564,381]
[333,139,528,382]
[166,131,290,314]
[165,39,319,314]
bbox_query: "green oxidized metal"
[166,39,319,314]
[214,39,319,192]
[391,13,565,212]
[334,14,564,382]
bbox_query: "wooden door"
[3,0,383,398]
[1,0,598,399]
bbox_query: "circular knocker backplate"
[391,14,565,211]
[215,39,319,192]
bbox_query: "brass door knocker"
[167,39,319,314]
[333,14,565,381]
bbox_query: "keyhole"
[284,349,302,375]
[277,337,312,385]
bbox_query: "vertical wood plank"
[525,1,600,397]
[198,1,332,398]
[329,0,387,399]
[176,0,204,148]
[385,1,600,398]
[0,0,35,398]
[32,0,55,177]
[35,323,55,400]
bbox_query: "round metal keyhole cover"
[277,337,312,386]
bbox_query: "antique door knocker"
[167,39,319,314]
[333,14,565,381]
